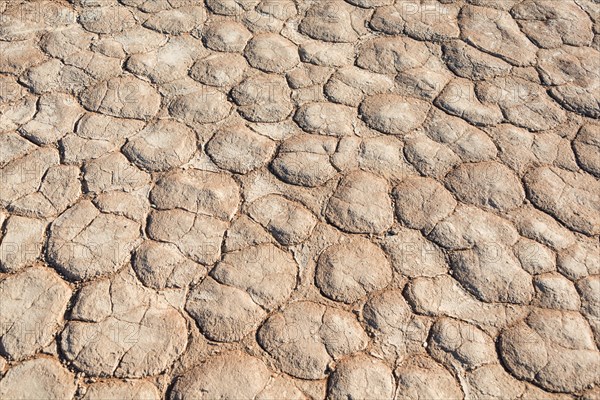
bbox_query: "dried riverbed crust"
[0,0,599,398]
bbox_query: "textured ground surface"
[1,0,599,399]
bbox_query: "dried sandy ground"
[0,0,599,399]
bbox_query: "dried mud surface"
[0,0,599,399]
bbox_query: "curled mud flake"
[325,170,394,234]
[244,33,299,73]
[295,102,357,136]
[186,276,266,342]
[47,200,141,281]
[206,125,276,174]
[79,6,136,34]
[435,78,503,126]
[476,77,567,131]
[133,240,206,290]
[499,309,600,392]
[524,166,600,236]
[362,289,431,364]
[404,133,461,179]
[512,0,594,49]
[0,216,46,273]
[0,40,45,75]
[573,124,600,177]
[143,6,206,35]
[371,1,460,41]
[393,176,457,232]
[423,109,498,162]
[380,226,449,278]
[81,77,162,121]
[82,380,160,400]
[360,94,430,135]
[445,161,525,212]
[248,194,318,245]
[0,358,76,400]
[231,73,293,123]
[356,36,431,75]
[168,85,232,125]
[212,243,298,309]
[395,355,463,400]
[315,237,392,304]
[428,318,496,370]
[299,1,360,43]
[327,353,395,400]
[126,36,200,84]
[150,169,240,220]
[206,0,259,16]
[0,267,72,360]
[170,351,270,399]
[442,40,511,81]
[147,209,228,265]
[60,269,188,378]
[203,20,252,52]
[459,5,538,67]
[20,93,84,145]
[122,119,197,172]
[190,53,248,87]
[83,152,150,193]
[257,301,367,379]
[271,134,338,187]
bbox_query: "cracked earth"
[0,0,599,399]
